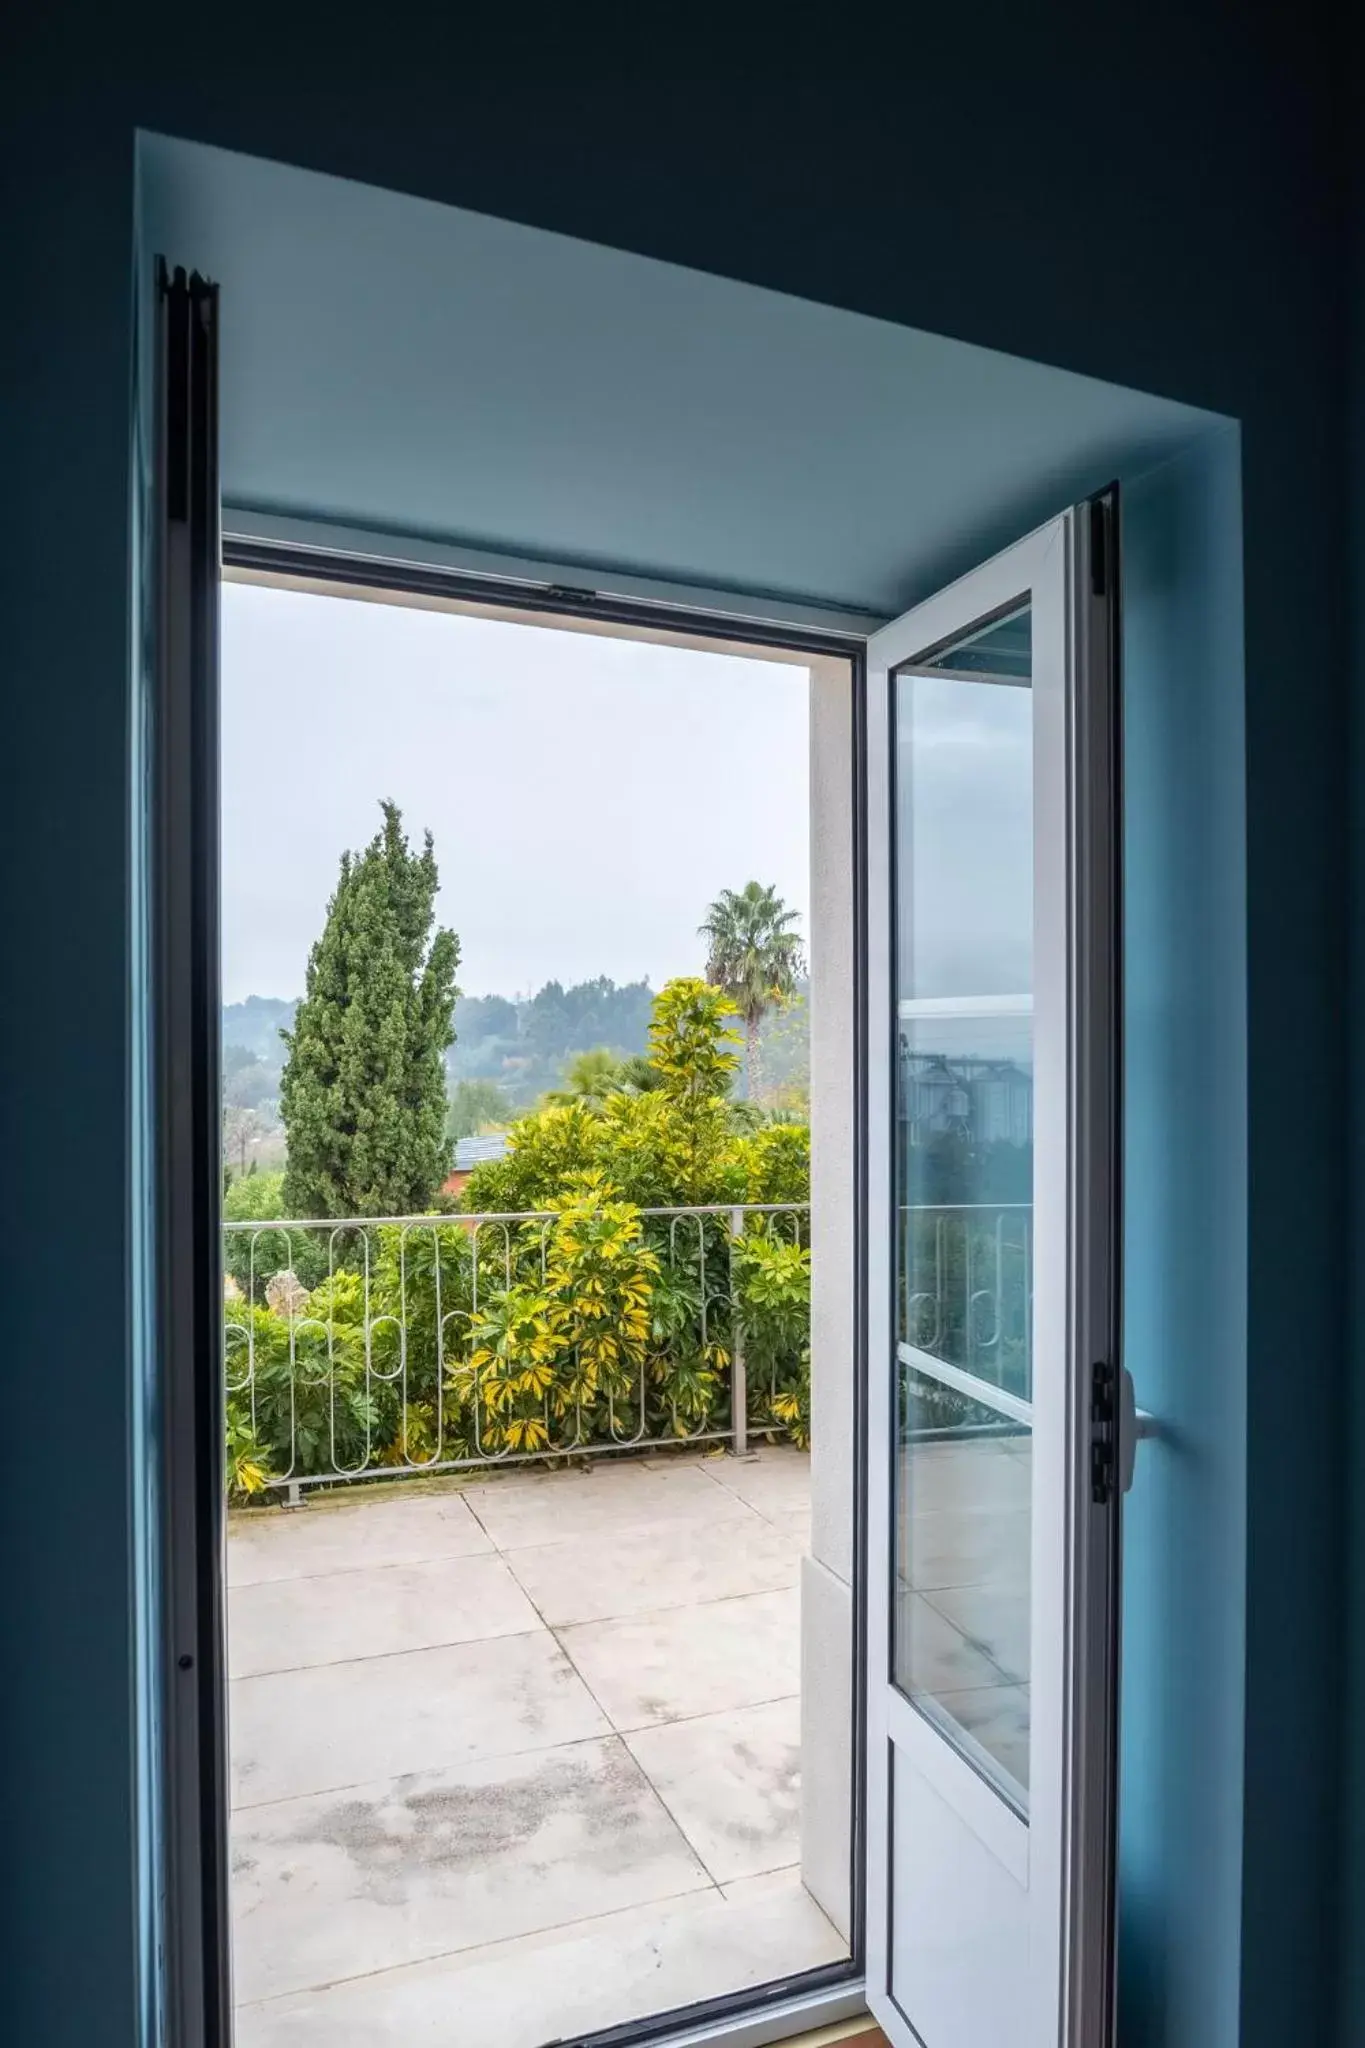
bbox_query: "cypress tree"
[280,801,460,1217]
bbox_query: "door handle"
[1118,1366,1157,1494]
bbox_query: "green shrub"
[224,1285,377,1492]
[735,1227,811,1446]
[462,979,804,1216]
[222,1170,337,1298]
[224,979,813,1497]
[738,1121,811,1205]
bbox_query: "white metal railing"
[223,1202,808,1499]
[899,1200,1033,1431]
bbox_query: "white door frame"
[862,503,1123,2048]
[209,502,1121,2048]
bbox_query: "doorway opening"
[216,554,862,2047]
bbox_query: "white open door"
[863,499,1124,2048]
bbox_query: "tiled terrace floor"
[227,1445,845,2048]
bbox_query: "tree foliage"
[449,977,657,1109]
[522,976,654,1060]
[226,977,811,1497]
[447,1077,511,1140]
[699,882,805,1098]
[457,978,805,1215]
[544,1047,637,1108]
[280,801,459,1218]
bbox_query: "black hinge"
[161,263,191,525]
[1091,1359,1117,1504]
[1089,499,1108,599]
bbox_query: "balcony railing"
[224,1202,808,1500]
[898,1200,1033,1430]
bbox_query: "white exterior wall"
[801,655,857,1939]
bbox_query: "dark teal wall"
[1341,130,1365,2048]
[0,117,145,2048]
[0,11,1349,2047]
[1121,432,1248,2048]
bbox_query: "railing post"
[729,1205,747,1457]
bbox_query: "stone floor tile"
[560,1587,800,1730]
[504,1513,802,1627]
[234,1865,843,2046]
[231,1736,710,2005]
[462,1461,756,1550]
[228,1553,541,1678]
[232,1630,607,1806]
[228,1492,493,1587]
[701,1446,813,1520]
[626,1696,801,1882]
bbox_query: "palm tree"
[699,881,805,1099]
[544,1047,628,1108]
[544,1048,666,1108]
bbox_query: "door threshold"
[597,1983,869,2048]
[782,2018,886,2047]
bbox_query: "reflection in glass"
[892,611,1034,1812]
[922,604,1031,682]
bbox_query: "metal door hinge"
[1092,1360,1147,1502]
[1090,1360,1118,1504]
[1089,498,1109,597]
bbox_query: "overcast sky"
[220,582,811,1005]
[897,671,1033,1000]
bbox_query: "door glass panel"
[892,604,1033,1812]
[921,605,1032,682]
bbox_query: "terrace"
[222,1194,1031,2044]
[227,1444,842,2048]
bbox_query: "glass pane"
[892,609,1034,1813]
[921,604,1031,681]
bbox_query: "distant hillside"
[222,975,809,1128]
[221,997,294,1155]
[449,977,655,1109]
[221,983,655,1117]
[222,995,296,1063]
